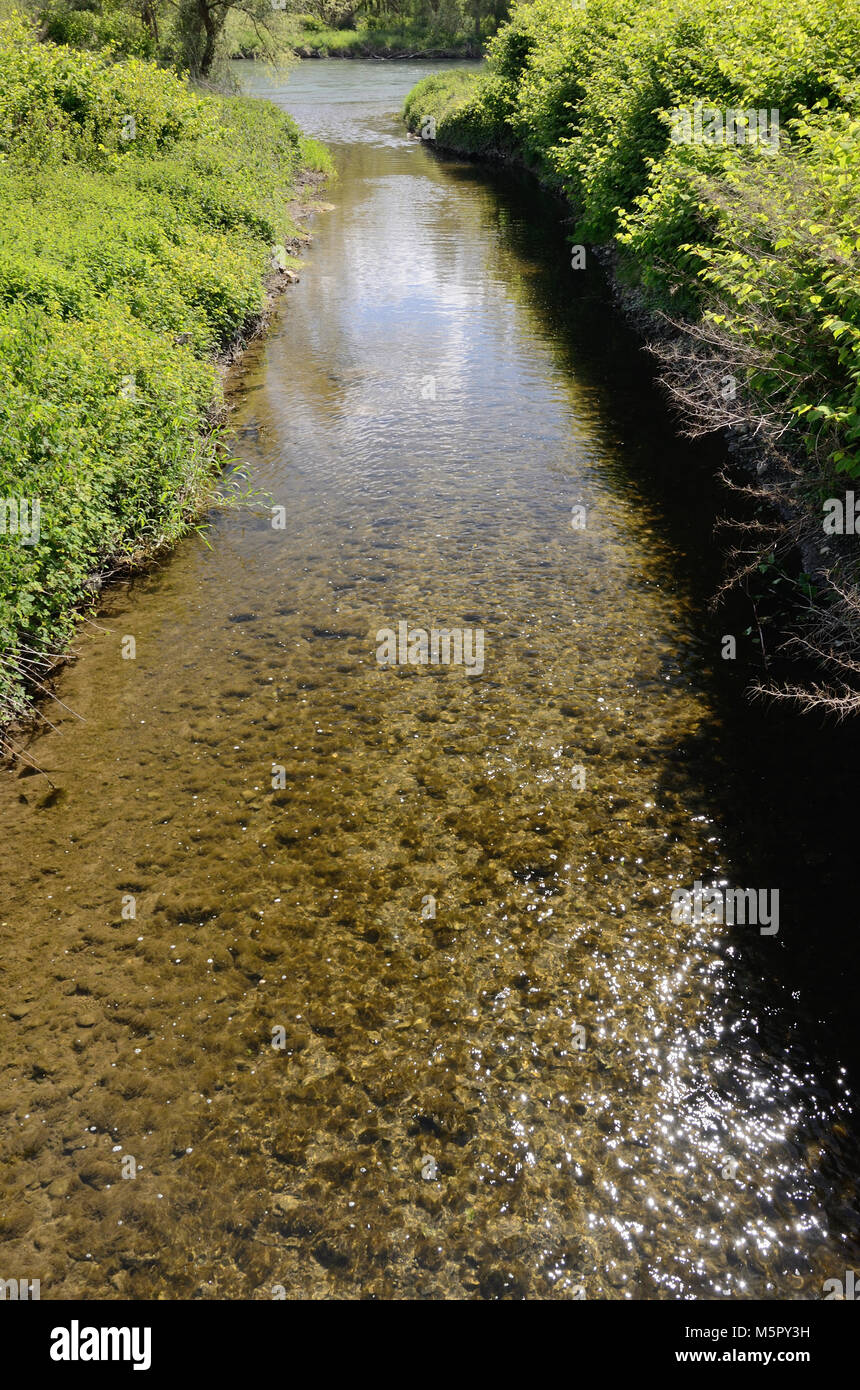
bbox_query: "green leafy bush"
[0,15,328,720]
[41,0,156,60]
[404,0,860,478]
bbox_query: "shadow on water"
[441,152,860,1080]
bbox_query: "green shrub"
[403,0,860,478]
[0,15,326,719]
[41,1,156,60]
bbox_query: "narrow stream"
[2,60,859,1300]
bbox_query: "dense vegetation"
[229,11,484,60]
[405,0,860,711]
[37,0,293,74]
[32,0,509,72]
[226,1,509,59]
[0,14,330,728]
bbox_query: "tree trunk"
[198,0,218,76]
[141,0,159,45]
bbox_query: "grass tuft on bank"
[0,14,331,728]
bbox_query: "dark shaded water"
[1,60,859,1300]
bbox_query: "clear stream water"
[1,60,860,1300]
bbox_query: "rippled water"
[1,59,859,1300]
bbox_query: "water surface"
[1,59,859,1300]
